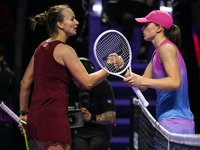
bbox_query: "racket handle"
[0,101,26,124]
[131,87,149,107]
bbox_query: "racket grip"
[131,87,149,107]
[0,101,25,124]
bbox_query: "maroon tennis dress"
[26,40,73,144]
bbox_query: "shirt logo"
[43,43,48,47]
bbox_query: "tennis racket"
[0,101,42,150]
[93,29,149,107]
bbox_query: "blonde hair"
[30,4,71,36]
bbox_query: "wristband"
[19,110,29,116]
[105,63,115,72]
[90,114,96,123]
[118,66,127,76]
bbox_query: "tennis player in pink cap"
[124,10,195,134]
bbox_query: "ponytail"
[164,24,181,49]
[30,12,48,32]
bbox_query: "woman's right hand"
[123,73,143,87]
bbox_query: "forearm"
[19,83,31,111]
[19,55,34,112]
[67,56,109,90]
[124,62,177,91]
[138,75,151,92]
[141,76,181,91]
[124,72,150,92]
[87,69,109,89]
[95,111,116,125]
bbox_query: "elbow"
[111,112,116,124]
[75,80,93,90]
[81,81,94,90]
[20,79,27,87]
[173,84,180,91]
[112,118,116,124]
[82,84,93,90]
[172,79,181,91]
[86,84,93,90]
[20,80,25,87]
[20,80,31,91]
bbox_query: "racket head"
[93,30,132,76]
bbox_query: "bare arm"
[123,55,154,92]
[54,44,108,90]
[96,111,116,125]
[19,55,34,112]
[124,44,181,91]
[140,61,154,91]
[18,52,35,127]
[141,44,181,91]
[81,107,116,125]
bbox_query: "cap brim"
[135,18,151,23]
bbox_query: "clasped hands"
[107,53,124,69]
[107,53,143,87]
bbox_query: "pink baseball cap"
[135,10,173,30]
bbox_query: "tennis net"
[130,97,200,150]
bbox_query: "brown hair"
[164,24,181,49]
[30,4,71,36]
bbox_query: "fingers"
[81,107,87,116]
[107,53,124,69]
[18,115,28,135]
[123,73,143,87]
[18,123,25,135]
[124,70,130,78]
[107,53,120,64]
[80,107,91,122]
[114,56,124,69]
[107,53,117,64]
[123,76,132,84]
[123,74,137,87]
[19,115,28,123]
[81,107,86,112]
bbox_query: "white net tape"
[133,97,200,149]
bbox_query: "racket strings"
[94,30,149,107]
[28,140,43,150]
[96,32,130,74]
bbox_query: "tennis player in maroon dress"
[18,5,108,150]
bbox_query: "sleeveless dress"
[152,39,194,134]
[26,40,73,143]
